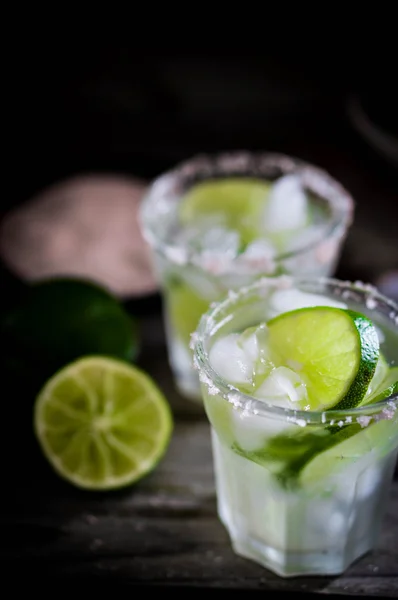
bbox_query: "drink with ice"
[139,152,354,400]
[193,276,398,577]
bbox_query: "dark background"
[7,48,398,285]
[2,49,398,593]
[8,49,398,196]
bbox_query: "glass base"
[211,430,396,578]
[230,531,373,578]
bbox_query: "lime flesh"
[266,307,380,410]
[34,356,173,490]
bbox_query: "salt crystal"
[189,331,198,351]
[357,415,372,428]
[366,297,377,310]
[286,416,307,427]
[228,392,242,408]
[201,377,220,396]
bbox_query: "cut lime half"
[34,356,173,490]
[266,306,380,410]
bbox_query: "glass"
[193,276,398,577]
[139,152,354,401]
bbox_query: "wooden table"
[1,305,397,596]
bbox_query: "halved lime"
[34,356,173,490]
[179,178,270,247]
[266,307,380,410]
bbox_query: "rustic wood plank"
[2,300,397,595]
[2,419,397,595]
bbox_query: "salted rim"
[139,151,355,269]
[192,275,398,426]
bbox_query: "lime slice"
[1,278,139,388]
[179,178,270,247]
[361,353,389,403]
[362,366,398,405]
[299,417,397,486]
[34,356,173,490]
[266,307,380,410]
[166,278,210,346]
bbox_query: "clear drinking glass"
[193,276,398,577]
[139,152,354,401]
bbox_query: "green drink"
[139,153,354,400]
[193,276,398,577]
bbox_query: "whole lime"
[1,277,140,388]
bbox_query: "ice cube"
[237,239,277,274]
[255,366,308,408]
[238,328,260,364]
[268,288,347,318]
[209,332,258,385]
[201,226,241,256]
[176,221,240,258]
[262,174,308,232]
[191,225,241,274]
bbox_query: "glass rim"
[192,275,398,426]
[139,151,355,268]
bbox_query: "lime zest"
[332,310,379,410]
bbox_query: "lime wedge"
[267,307,380,410]
[362,353,389,403]
[299,417,397,486]
[362,366,398,406]
[179,178,270,247]
[34,356,173,490]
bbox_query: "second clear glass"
[139,152,354,401]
